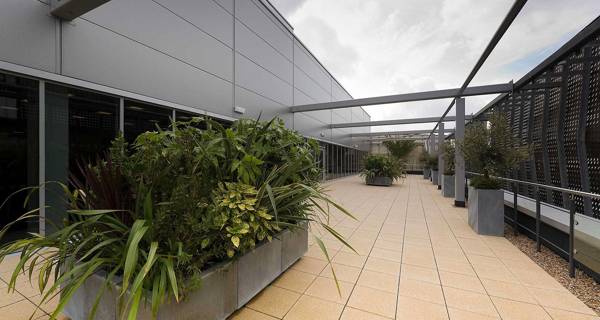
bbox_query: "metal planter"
[366,176,393,186]
[423,169,431,179]
[64,228,309,320]
[442,175,455,198]
[468,187,504,236]
[431,170,439,185]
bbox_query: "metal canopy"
[350,129,454,138]
[289,82,513,113]
[330,115,473,128]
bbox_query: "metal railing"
[466,171,600,278]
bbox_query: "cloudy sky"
[271,0,600,132]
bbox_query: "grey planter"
[431,170,439,185]
[468,187,504,236]
[423,169,431,179]
[442,175,455,198]
[64,227,308,320]
[366,176,393,186]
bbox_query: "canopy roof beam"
[351,129,454,138]
[331,115,473,128]
[290,82,513,113]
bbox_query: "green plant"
[443,141,455,175]
[382,140,416,159]
[359,154,405,182]
[0,117,355,320]
[458,112,529,189]
[427,154,438,170]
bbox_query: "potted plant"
[458,112,529,236]
[0,118,355,320]
[360,154,404,186]
[428,155,439,185]
[441,141,455,198]
[419,151,430,179]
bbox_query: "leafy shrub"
[360,154,405,182]
[427,154,438,170]
[443,141,455,175]
[458,112,529,189]
[0,117,354,320]
[382,140,416,159]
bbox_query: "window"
[124,100,172,143]
[0,73,38,241]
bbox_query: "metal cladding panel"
[294,66,330,103]
[61,19,232,115]
[293,113,330,140]
[0,0,56,72]
[235,0,293,60]
[214,0,233,14]
[235,53,292,106]
[333,108,351,122]
[235,86,292,127]
[294,44,331,92]
[81,0,233,81]
[293,89,331,123]
[152,0,234,47]
[333,80,351,101]
[235,21,292,83]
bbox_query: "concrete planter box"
[366,176,393,186]
[423,169,431,179]
[442,175,455,198]
[431,170,439,185]
[468,187,504,236]
[64,228,308,320]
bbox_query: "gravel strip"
[504,227,600,316]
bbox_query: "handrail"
[465,171,600,278]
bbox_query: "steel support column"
[455,98,466,207]
[438,122,445,189]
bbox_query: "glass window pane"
[124,100,171,143]
[0,73,38,241]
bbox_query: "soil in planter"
[504,226,600,315]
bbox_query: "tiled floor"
[232,175,599,320]
[0,175,597,319]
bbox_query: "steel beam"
[350,129,454,138]
[330,115,473,128]
[455,98,466,207]
[289,83,513,113]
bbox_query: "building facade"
[0,0,370,237]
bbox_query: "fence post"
[535,186,541,252]
[513,182,518,236]
[568,195,576,278]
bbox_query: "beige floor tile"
[283,295,343,320]
[230,307,278,319]
[400,264,440,284]
[356,270,398,293]
[471,263,519,284]
[291,257,328,275]
[0,283,27,308]
[303,245,336,261]
[320,263,361,283]
[341,307,392,320]
[304,276,353,304]
[369,247,403,263]
[447,308,501,320]
[480,278,536,304]
[544,307,600,320]
[247,286,300,318]
[527,287,596,315]
[0,298,47,320]
[397,296,448,320]
[443,287,498,317]
[373,239,403,252]
[273,269,316,293]
[398,278,445,305]
[364,257,400,276]
[347,286,397,319]
[491,297,551,320]
[439,271,485,293]
[332,252,367,268]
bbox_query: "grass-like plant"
[0,117,355,320]
[458,112,529,189]
[359,154,405,182]
[443,141,455,176]
[382,140,416,159]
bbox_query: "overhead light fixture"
[72,115,86,119]
[234,106,246,114]
[0,106,17,111]
[96,111,112,116]
[127,106,144,111]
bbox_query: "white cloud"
[271,0,600,132]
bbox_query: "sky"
[270,0,600,132]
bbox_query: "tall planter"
[442,175,455,198]
[64,228,309,320]
[431,170,439,185]
[366,176,393,186]
[468,187,504,236]
[423,169,430,179]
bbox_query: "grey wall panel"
[235,21,292,84]
[333,109,351,122]
[61,19,232,115]
[235,86,292,126]
[294,89,332,122]
[332,128,351,146]
[293,112,330,140]
[235,53,292,106]
[293,44,331,93]
[294,67,330,103]
[214,0,234,15]
[332,80,351,101]
[81,0,232,81]
[236,0,293,60]
[153,0,234,47]
[0,0,56,72]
